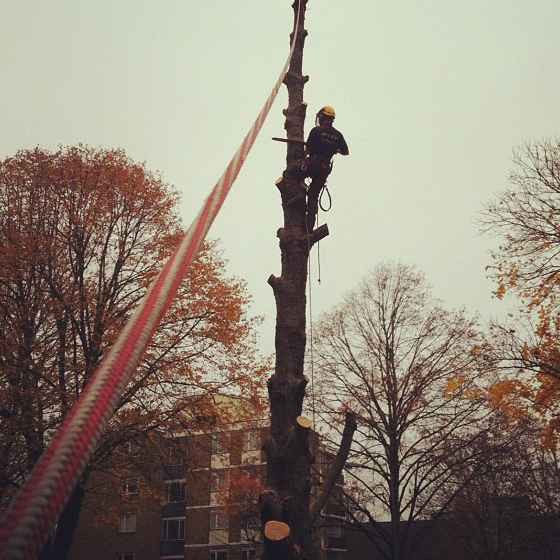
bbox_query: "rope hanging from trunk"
[306,221,317,434]
[0,3,302,558]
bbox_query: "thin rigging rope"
[0,3,302,559]
[305,220,317,433]
[308,266,317,429]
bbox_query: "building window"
[242,430,261,452]
[165,481,186,503]
[121,441,140,457]
[325,525,342,538]
[210,549,228,560]
[161,518,185,541]
[241,549,256,560]
[211,433,229,454]
[117,515,136,533]
[210,508,229,530]
[211,470,229,493]
[121,477,138,495]
[117,555,134,560]
[164,442,184,466]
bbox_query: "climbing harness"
[0,3,303,559]
[303,155,332,171]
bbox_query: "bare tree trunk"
[388,438,402,560]
[310,411,357,523]
[259,2,328,560]
[39,472,89,560]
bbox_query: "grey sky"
[2,1,560,355]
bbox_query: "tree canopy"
[311,263,496,560]
[0,145,268,511]
[481,138,560,444]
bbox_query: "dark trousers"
[287,157,331,230]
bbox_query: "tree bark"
[39,471,89,560]
[310,411,357,522]
[260,2,321,560]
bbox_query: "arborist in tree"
[297,106,349,231]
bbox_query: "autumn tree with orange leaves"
[480,138,560,445]
[0,146,267,559]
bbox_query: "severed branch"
[309,411,357,522]
[308,224,329,247]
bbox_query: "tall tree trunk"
[388,438,402,560]
[39,471,89,560]
[260,2,329,560]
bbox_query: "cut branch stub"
[265,520,290,542]
[308,223,329,247]
[264,521,300,560]
[260,489,283,525]
[267,274,282,292]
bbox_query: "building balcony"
[162,502,186,517]
[163,465,186,480]
[325,536,345,550]
[324,502,345,518]
[160,540,185,555]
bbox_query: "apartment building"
[67,417,346,560]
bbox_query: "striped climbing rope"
[0,3,302,558]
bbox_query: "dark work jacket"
[306,123,349,160]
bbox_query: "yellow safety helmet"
[320,106,336,118]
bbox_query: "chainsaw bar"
[272,137,306,144]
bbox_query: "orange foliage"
[484,339,560,442]
[0,146,269,506]
[214,466,263,535]
[482,139,560,444]
[485,379,528,421]
[444,373,468,398]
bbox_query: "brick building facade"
[67,418,346,560]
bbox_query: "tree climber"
[289,106,349,231]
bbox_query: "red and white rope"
[0,3,301,558]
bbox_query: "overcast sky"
[2,1,560,356]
